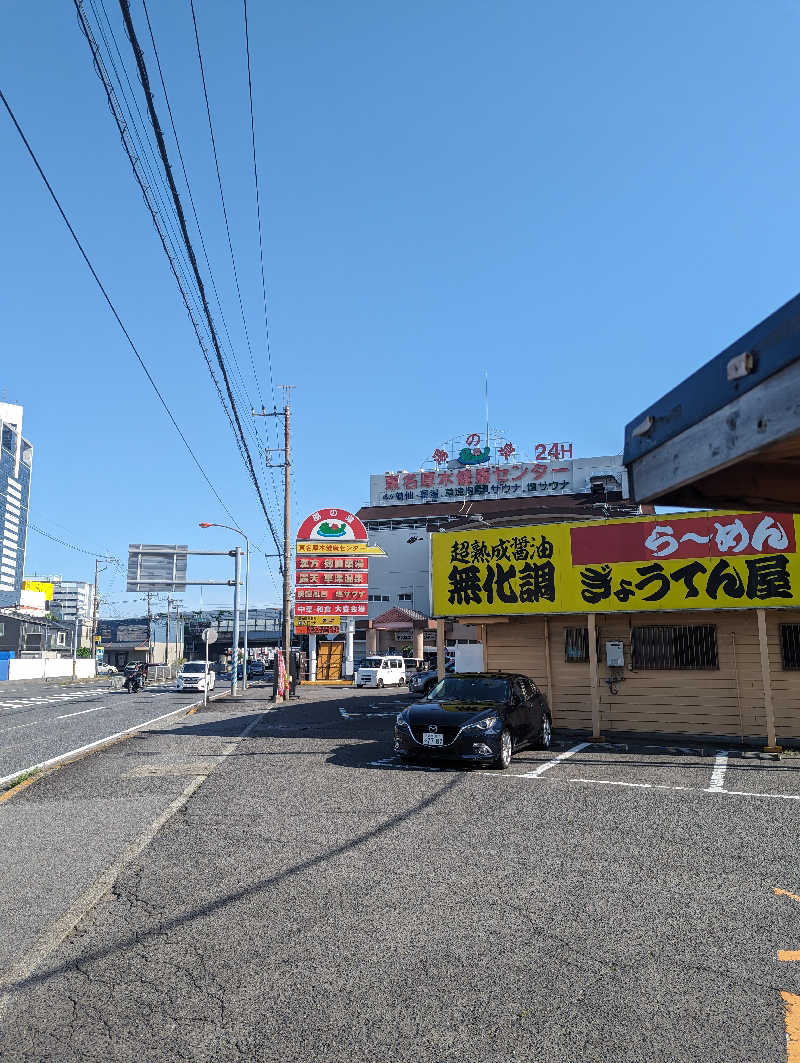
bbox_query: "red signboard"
[296,571,369,587]
[296,603,368,616]
[295,587,369,602]
[569,512,795,565]
[296,508,368,543]
[296,556,368,571]
[295,625,340,635]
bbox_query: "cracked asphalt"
[2,683,800,1061]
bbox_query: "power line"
[116,0,283,572]
[0,85,239,529]
[242,0,276,408]
[142,0,282,519]
[74,0,250,478]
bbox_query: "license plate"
[422,732,444,747]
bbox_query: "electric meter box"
[605,640,625,668]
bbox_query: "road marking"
[368,756,443,772]
[719,789,800,801]
[706,750,728,792]
[572,777,694,792]
[518,741,590,779]
[780,952,800,962]
[340,707,399,719]
[0,711,264,1017]
[0,699,214,789]
[776,889,800,904]
[782,992,800,1063]
[56,707,106,720]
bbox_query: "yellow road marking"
[0,776,38,803]
[782,992,800,1063]
[780,952,800,962]
[775,888,800,904]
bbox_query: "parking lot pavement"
[3,686,800,1062]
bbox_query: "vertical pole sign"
[202,627,218,707]
[295,508,370,679]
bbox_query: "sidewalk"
[0,682,277,976]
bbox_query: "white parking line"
[340,708,399,719]
[573,777,694,792]
[519,741,591,778]
[707,751,729,793]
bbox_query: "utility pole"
[91,555,118,667]
[254,385,294,701]
[146,591,153,665]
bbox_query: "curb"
[0,689,229,794]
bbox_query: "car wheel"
[539,713,552,749]
[494,728,513,770]
[355,683,362,688]
[377,678,384,688]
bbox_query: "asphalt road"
[0,677,215,782]
[2,685,800,1061]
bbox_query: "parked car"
[96,663,118,676]
[354,655,407,688]
[394,672,552,769]
[176,661,216,692]
[407,662,455,696]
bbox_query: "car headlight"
[395,712,410,730]
[467,714,501,733]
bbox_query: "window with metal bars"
[564,627,589,662]
[631,625,718,670]
[780,625,800,669]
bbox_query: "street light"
[199,523,250,690]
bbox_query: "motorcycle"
[123,667,143,694]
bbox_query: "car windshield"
[362,658,383,668]
[182,663,205,673]
[426,676,510,703]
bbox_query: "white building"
[356,438,637,660]
[0,403,33,610]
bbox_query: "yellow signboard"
[432,511,800,616]
[22,580,54,599]
[295,615,341,629]
[296,543,385,556]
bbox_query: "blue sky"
[2,0,800,614]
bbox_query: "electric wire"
[116,0,284,572]
[73,0,250,479]
[242,0,277,410]
[185,0,282,517]
[0,85,240,531]
[140,0,281,519]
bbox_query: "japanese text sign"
[432,511,800,617]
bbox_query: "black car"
[394,672,552,769]
[407,662,455,696]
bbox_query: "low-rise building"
[356,434,641,662]
[430,509,800,746]
[97,616,184,670]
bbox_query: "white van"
[354,655,407,688]
[177,661,216,692]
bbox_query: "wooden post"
[757,608,781,752]
[587,612,603,742]
[436,618,446,680]
[544,618,553,712]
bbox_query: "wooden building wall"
[482,609,800,741]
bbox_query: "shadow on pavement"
[6,772,465,996]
